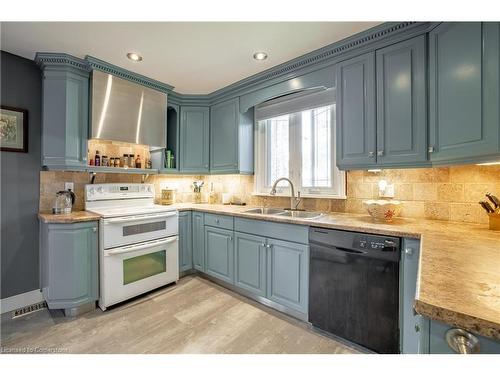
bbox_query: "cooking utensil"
[486,193,500,209]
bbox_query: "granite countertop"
[38,211,102,223]
[175,203,500,340]
[38,203,500,340]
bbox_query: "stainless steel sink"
[276,210,324,220]
[244,207,287,215]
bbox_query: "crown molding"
[34,52,90,73]
[85,55,174,93]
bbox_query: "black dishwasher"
[309,227,401,354]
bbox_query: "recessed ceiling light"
[253,52,268,61]
[127,52,143,62]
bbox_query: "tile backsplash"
[40,164,500,224]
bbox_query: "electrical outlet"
[65,182,74,191]
[379,184,395,198]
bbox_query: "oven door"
[103,211,178,249]
[101,236,179,308]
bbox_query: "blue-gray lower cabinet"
[39,221,98,311]
[336,51,377,169]
[192,212,205,271]
[234,232,267,297]
[400,238,430,354]
[178,211,192,272]
[266,238,309,314]
[429,22,500,164]
[179,106,210,173]
[429,320,500,354]
[204,226,234,284]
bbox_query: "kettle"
[53,189,76,214]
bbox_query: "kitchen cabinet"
[429,22,500,164]
[210,98,254,174]
[336,36,428,170]
[266,238,309,314]
[204,226,234,284]
[36,54,90,170]
[234,232,267,297]
[179,106,210,173]
[192,212,205,271]
[178,211,192,272]
[400,238,430,354]
[39,221,98,314]
[429,320,500,354]
[376,35,428,166]
[336,51,377,169]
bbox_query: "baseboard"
[0,289,44,314]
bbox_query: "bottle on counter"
[89,158,94,166]
[135,155,141,168]
[102,155,108,167]
[129,154,135,168]
[146,158,152,169]
[95,150,101,166]
[122,154,129,168]
[208,182,217,204]
[114,157,120,167]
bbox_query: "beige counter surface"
[175,203,500,340]
[38,211,102,223]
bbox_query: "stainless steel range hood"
[91,70,166,148]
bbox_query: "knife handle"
[479,201,495,213]
[486,193,500,209]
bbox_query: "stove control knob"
[97,187,104,194]
[146,186,152,192]
[88,187,95,195]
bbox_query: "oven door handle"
[104,212,177,224]
[105,236,178,256]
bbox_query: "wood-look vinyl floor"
[0,276,358,354]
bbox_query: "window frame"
[254,103,346,199]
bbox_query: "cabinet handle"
[368,151,375,158]
[229,236,233,241]
[446,328,480,354]
[428,146,435,153]
[215,219,220,224]
[267,244,272,249]
[205,164,209,168]
[377,150,384,156]
[405,247,413,256]
[92,227,97,232]
[261,243,266,247]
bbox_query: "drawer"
[204,213,234,230]
[234,217,308,244]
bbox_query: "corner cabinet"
[336,35,428,170]
[178,211,192,272]
[39,221,98,314]
[429,22,500,164]
[35,53,91,170]
[179,106,210,173]
[210,98,254,174]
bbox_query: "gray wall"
[1,51,41,299]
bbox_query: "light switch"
[65,182,74,191]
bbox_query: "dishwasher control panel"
[354,235,399,252]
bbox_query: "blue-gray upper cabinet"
[36,54,90,170]
[429,22,500,164]
[179,106,210,173]
[210,98,254,174]
[376,35,428,166]
[204,226,234,284]
[336,52,377,169]
[39,221,98,310]
[234,232,267,297]
[192,212,205,271]
[178,211,192,272]
[266,238,309,314]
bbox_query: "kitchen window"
[254,89,346,198]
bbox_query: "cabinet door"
[234,232,267,297]
[179,106,210,173]
[178,211,192,272]
[376,35,428,166]
[205,226,234,284]
[42,69,89,169]
[267,238,309,313]
[400,238,430,354]
[192,212,205,271]
[336,52,377,169]
[44,222,98,308]
[210,98,239,173]
[429,22,500,163]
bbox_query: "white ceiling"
[0,22,380,94]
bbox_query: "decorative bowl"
[363,200,403,222]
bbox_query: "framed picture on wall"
[0,105,28,153]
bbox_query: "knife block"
[488,213,500,230]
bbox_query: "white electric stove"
[85,183,179,310]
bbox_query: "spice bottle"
[95,150,101,166]
[114,157,120,167]
[135,155,141,168]
[122,154,129,168]
[129,154,135,168]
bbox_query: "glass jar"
[129,154,135,168]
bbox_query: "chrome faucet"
[270,177,302,210]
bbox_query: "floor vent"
[11,301,47,319]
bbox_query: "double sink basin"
[244,207,324,220]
